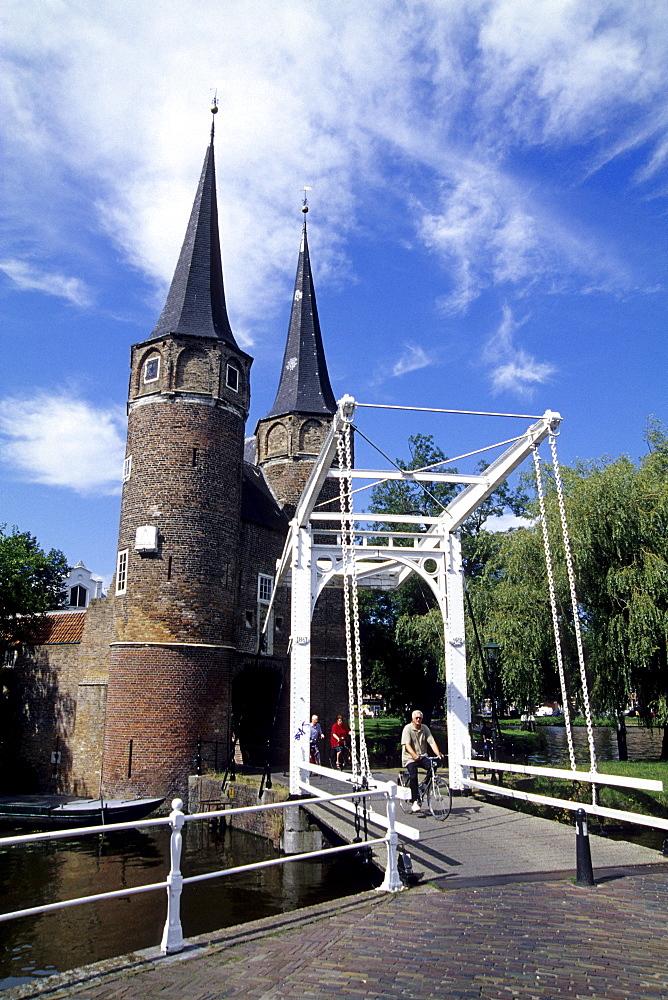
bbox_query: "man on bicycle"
[401,710,443,812]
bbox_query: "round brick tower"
[255,211,339,512]
[255,209,349,733]
[102,114,252,798]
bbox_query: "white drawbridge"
[266,394,562,796]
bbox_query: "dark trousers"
[406,756,430,802]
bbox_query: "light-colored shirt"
[401,722,438,766]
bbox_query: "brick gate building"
[6,118,348,801]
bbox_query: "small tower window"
[226,364,239,392]
[123,455,132,482]
[70,585,88,608]
[144,357,160,383]
[258,574,273,604]
[245,609,254,628]
[116,549,128,595]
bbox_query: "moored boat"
[0,795,164,828]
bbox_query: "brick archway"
[232,663,285,767]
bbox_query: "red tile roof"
[26,612,86,644]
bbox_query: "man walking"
[401,710,443,812]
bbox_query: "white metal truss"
[268,395,563,795]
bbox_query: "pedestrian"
[330,714,351,769]
[309,714,324,764]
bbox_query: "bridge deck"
[302,767,665,883]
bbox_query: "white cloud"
[418,158,633,313]
[482,513,534,533]
[392,344,435,377]
[1,0,667,325]
[477,0,667,148]
[483,304,556,397]
[0,394,126,494]
[0,259,92,307]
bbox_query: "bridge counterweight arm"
[439,410,561,532]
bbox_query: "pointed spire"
[267,211,336,417]
[150,108,237,345]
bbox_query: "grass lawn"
[583,759,668,812]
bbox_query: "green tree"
[359,434,528,719]
[468,420,668,758]
[465,525,560,718]
[0,526,68,653]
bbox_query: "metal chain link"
[337,428,360,777]
[344,422,370,778]
[336,422,370,779]
[532,447,577,772]
[548,433,597,791]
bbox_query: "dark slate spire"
[150,113,237,345]
[268,216,336,416]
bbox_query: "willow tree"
[562,422,668,757]
[468,420,668,758]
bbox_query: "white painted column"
[289,524,312,795]
[445,532,471,792]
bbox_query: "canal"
[526,723,665,765]
[0,820,381,991]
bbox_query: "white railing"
[0,784,404,956]
[297,760,419,840]
[462,758,668,832]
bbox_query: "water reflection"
[526,724,664,765]
[0,823,380,991]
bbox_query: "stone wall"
[188,774,288,847]
[102,644,232,799]
[70,594,115,795]
[11,643,81,793]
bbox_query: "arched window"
[267,422,288,456]
[70,585,88,608]
[176,347,210,392]
[300,419,323,454]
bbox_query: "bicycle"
[330,740,351,770]
[398,755,452,820]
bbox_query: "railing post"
[160,798,185,954]
[378,782,403,892]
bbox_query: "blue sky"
[1,0,666,586]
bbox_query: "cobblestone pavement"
[6,865,668,1000]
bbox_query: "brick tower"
[102,111,252,798]
[255,208,338,510]
[256,208,349,730]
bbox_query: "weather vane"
[210,90,219,140]
[302,185,312,214]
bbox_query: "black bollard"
[575,808,596,887]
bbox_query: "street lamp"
[483,638,501,726]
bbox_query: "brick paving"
[5,865,668,1000]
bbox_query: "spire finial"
[302,185,312,216]
[210,91,219,142]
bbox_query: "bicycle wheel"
[397,772,412,814]
[427,775,452,820]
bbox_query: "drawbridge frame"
[267,395,562,796]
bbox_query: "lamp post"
[483,639,501,771]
